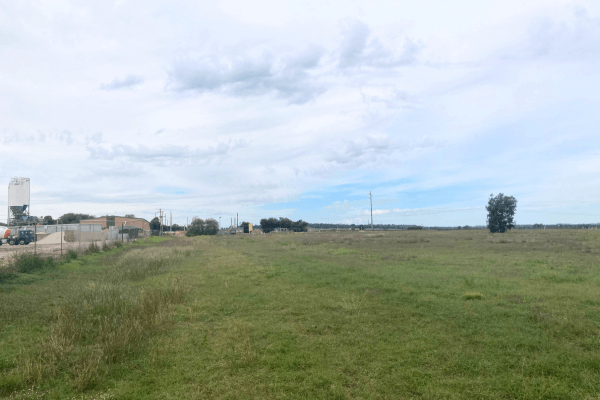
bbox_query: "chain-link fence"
[0,224,151,265]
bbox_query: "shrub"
[0,267,16,282]
[113,240,123,248]
[101,241,111,252]
[84,242,100,255]
[66,250,78,260]
[10,254,56,274]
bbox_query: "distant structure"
[8,177,34,226]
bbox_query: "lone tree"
[486,193,517,233]
[149,217,161,231]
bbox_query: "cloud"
[155,186,192,196]
[363,209,390,215]
[507,6,600,62]
[100,74,144,90]
[86,140,246,165]
[85,132,103,145]
[327,134,393,165]
[167,45,326,104]
[338,19,421,69]
[1,130,75,145]
[363,89,419,109]
[326,134,438,166]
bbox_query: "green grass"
[2,230,600,398]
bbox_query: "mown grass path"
[2,230,600,399]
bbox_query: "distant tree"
[187,217,205,236]
[260,218,279,233]
[150,217,161,231]
[279,218,293,230]
[291,219,308,232]
[204,218,219,235]
[486,193,517,233]
[259,217,308,233]
[171,224,184,231]
[124,214,136,218]
[42,215,56,225]
[58,213,95,224]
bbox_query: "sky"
[1,0,600,227]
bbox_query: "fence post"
[60,223,63,256]
[122,222,124,242]
[34,223,37,255]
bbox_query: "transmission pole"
[370,191,373,231]
[156,209,164,236]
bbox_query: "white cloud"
[100,74,144,90]
[338,19,421,69]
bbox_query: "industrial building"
[80,216,151,232]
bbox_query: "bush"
[102,241,111,252]
[66,250,78,260]
[0,267,16,282]
[84,242,100,255]
[113,240,123,248]
[11,253,56,273]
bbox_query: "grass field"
[1,230,600,399]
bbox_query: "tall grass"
[9,242,191,392]
[102,247,189,283]
[10,254,56,273]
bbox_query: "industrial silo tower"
[8,177,32,226]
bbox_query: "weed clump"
[65,250,78,261]
[10,254,56,274]
[83,242,100,255]
[463,292,483,300]
[0,267,16,282]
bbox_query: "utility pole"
[156,209,164,236]
[370,191,374,231]
[170,212,172,232]
[237,213,239,227]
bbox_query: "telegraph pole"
[370,191,373,231]
[156,209,164,236]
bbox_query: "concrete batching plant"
[7,177,35,226]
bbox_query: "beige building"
[80,216,151,232]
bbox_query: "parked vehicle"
[0,227,35,245]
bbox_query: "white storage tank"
[8,177,31,225]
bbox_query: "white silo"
[8,177,31,226]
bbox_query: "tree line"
[259,218,308,233]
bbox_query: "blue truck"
[0,228,36,245]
